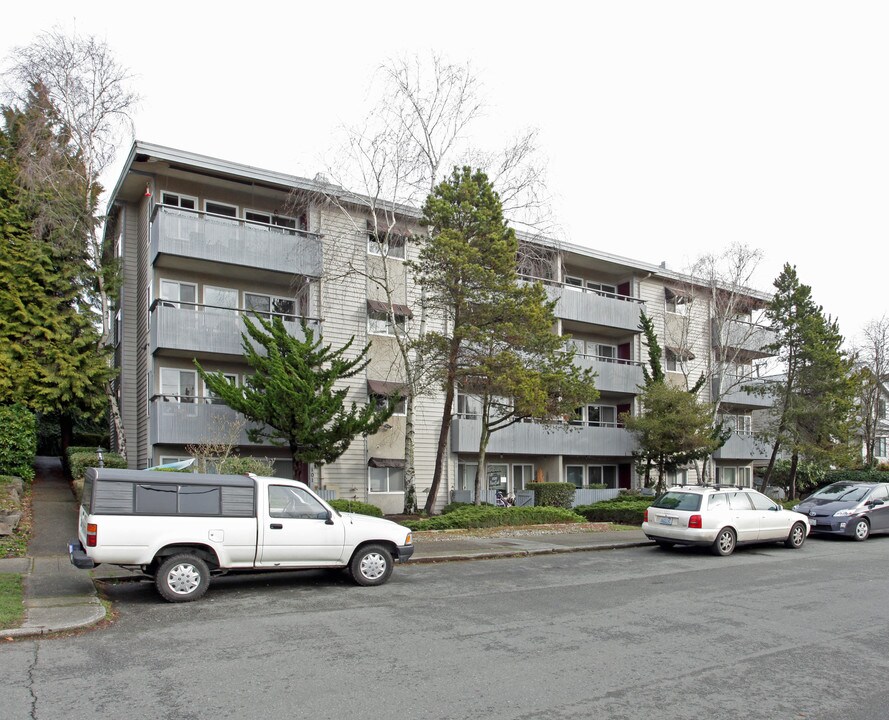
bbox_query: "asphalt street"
[3,534,888,720]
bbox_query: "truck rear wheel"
[349,544,393,586]
[156,553,210,602]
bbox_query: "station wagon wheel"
[155,553,210,602]
[784,521,807,549]
[349,544,393,587]
[711,528,736,556]
[852,518,870,542]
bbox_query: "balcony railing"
[148,396,273,447]
[713,431,772,461]
[450,416,636,456]
[520,275,645,331]
[573,354,644,394]
[150,301,320,356]
[712,375,775,408]
[713,319,776,358]
[150,205,323,277]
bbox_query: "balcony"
[713,319,775,359]
[713,432,772,461]
[535,281,644,332]
[574,355,644,395]
[712,375,776,409]
[150,206,322,277]
[148,398,272,447]
[451,417,636,456]
[150,302,320,357]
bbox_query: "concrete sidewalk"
[0,458,650,637]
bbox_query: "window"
[457,392,481,419]
[368,232,406,259]
[721,414,752,435]
[160,368,197,403]
[178,485,221,515]
[135,484,177,514]
[204,286,238,314]
[592,343,617,361]
[245,209,298,232]
[717,466,753,488]
[665,469,689,486]
[370,393,406,415]
[708,493,728,510]
[588,465,617,488]
[457,463,478,491]
[245,293,297,322]
[665,349,678,373]
[161,192,197,210]
[368,466,405,493]
[727,491,753,510]
[206,373,238,405]
[587,405,617,427]
[367,310,406,336]
[587,281,617,296]
[564,275,584,290]
[204,200,238,218]
[665,290,691,315]
[747,491,777,511]
[513,464,534,491]
[566,465,584,487]
[876,437,888,458]
[159,280,197,310]
[486,464,508,492]
[268,486,329,519]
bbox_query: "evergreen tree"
[196,316,394,483]
[0,130,112,431]
[759,264,859,497]
[413,166,543,513]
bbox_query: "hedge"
[0,406,37,482]
[527,482,575,509]
[66,450,127,482]
[328,499,384,518]
[574,495,653,525]
[410,505,584,530]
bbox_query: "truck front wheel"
[349,544,393,587]
[155,554,210,602]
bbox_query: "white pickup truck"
[69,468,414,602]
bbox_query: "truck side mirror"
[325,510,334,525]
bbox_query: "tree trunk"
[424,340,460,515]
[788,453,799,501]
[475,425,490,506]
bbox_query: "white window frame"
[245,292,298,322]
[159,367,198,404]
[457,463,478,491]
[370,393,407,416]
[587,404,617,427]
[367,232,407,260]
[204,199,239,219]
[592,343,617,361]
[565,465,585,487]
[587,465,618,489]
[664,349,679,373]
[587,281,617,296]
[666,293,691,316]
[512,464,534,491]
[564,275,584,290]
[206,373,239,405]
[368,466,405,494]
[244,209,298,232]
[456,392,482,419]
[159,279,198,310]
[367,310,406,336]
[160,192,198,210]
[875,437,888,458]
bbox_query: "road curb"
[408,540,654,564]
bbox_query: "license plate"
[808,518,817,526]
[658,516,673,526]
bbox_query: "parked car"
[792,482,889,541]
[69,468,414,601]
[642,485,810,556]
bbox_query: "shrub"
[441,501,493,514]
[528,482,575,509]
[66,450,127,483]
[411,505,584,530]
[329,499,384,517]
[215,456,276,476]
[0,405,37,482]
[574,495,653,525]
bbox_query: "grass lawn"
[0,573,24,630]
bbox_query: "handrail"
[148,298,321,324]
[519,273,645,304]
[572,352,643,367]
[150,203,323,239]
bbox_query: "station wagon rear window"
[651,492,702,511]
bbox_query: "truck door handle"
[269,523,283,530]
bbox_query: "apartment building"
[105,142,776,512]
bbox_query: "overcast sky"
[4,1,887,341]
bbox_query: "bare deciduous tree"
[856,315,889,466]
[5,26,138,459]
[317,52,554,513]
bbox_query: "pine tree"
[196,316,394,483]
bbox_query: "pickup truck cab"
[69,468,414,602]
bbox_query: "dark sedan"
[793,482,889,541]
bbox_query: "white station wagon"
[642,485,810,556]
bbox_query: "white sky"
[4,1,887,341]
